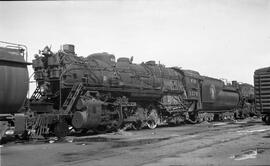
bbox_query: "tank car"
[0,41,30,142]
[25,44,255,138]
[254,67,270,124]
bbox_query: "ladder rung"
[61,83,83,114]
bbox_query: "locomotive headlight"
[40,82,50,94]
[103,76,107,82]
[5,129,14,135]
[40,86,45,93]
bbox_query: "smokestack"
[63,44,75,54]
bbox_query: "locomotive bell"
[232,81,238,87]
[63,44,75,54]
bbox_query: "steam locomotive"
[0,43,255,140]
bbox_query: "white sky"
[1,0,270,94]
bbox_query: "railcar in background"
[254,67,270,124]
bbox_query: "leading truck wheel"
[146,108,159,129]
[93,125,108,134]
[53,121,69,138]
[93,107,123,134]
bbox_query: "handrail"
[0,41,28,62]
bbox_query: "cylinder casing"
[72,99,102,129]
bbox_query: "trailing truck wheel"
[146,108,159,129]
[53,121,69,138]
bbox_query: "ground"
[1,118,270,166]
